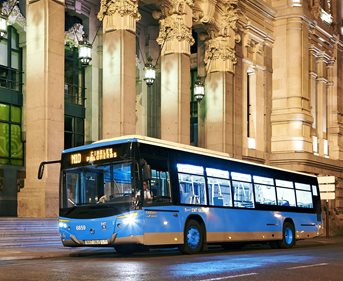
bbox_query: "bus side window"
[177,164,207,205]
[232,181,254,208]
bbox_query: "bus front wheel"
[279,221,296,249]
[179,219,204,254]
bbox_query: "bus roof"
[63,135,317,179]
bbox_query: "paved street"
[1,237,343,281]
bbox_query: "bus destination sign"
[70,148,117,165]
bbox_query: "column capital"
[98,0,141,32]
[205,34,239,73]
[157,1,194,55]
[204,1,240,73]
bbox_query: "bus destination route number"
[70,148,117,165]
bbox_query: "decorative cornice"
[269,152,343,178]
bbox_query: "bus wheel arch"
[280,219,296,249]
[179,215,206,254]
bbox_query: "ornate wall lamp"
[139,17,170,87]
[0,0,18,39]
[193,78,205,102]
[143,56,156,86]
[140,36,168,87]
[77,22,102,67]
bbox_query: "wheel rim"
[186,226,200,249]
[284,226,293,245]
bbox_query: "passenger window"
[253,176,276,205]
[276,187,296,207]
[254,184,276,205]
[295,183,313,208]
[207,168,232,207]
[208,178,232,207]
[231,172,254,208]
[232,181,254,208]
[275,179,296,207]
[178,164,207,205]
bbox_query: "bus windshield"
[61,161,134,209]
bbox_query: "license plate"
[84,239,108,245]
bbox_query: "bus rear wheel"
[278,222,296,249]
[179,219,204,254]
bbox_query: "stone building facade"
[0,0,342,234]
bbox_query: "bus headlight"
[59,222,68,229]
[59,219,70,229]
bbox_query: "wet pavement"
[1,236,343,261]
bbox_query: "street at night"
[1,238,343,281]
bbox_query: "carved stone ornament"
[205,36,237,65]
[311,0,321,19]
[64,23,85,48]
[156,15,195,47]
[208,0,240,39]
[170,0,194,14]
[1,0,26,31]
[97,0,141,22]
[203,0,240,72]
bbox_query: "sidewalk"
[1,236,343,261]
[0,244,113,261]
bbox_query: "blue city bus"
[43,135,322,254]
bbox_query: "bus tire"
[179,219,204,254]
[114,244,136,255]
[278,221,296,249]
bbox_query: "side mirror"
[38,162,45,179]
[37,160,61,180]
[143,164,152,180]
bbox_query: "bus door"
[143,208,182,246]
[140,161,183,246]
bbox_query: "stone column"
[158,1,194,144]
[98,0,141,138]
[271,17,312,153]
[203,3,240,155]
[316,54,329,156]
[18,0,65,217]
[327,41,343,159]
